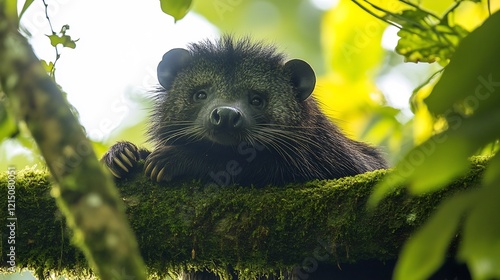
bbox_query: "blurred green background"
[1,0,496,172]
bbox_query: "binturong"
[101,35,387,187]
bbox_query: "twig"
[351,0,402,29]
[42,0,60,80]
[399,0,441,21]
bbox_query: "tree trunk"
[0,6,146,280]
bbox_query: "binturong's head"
[149,36,316,148]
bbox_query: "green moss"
[0,157,488,278]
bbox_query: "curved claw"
[157,167,167,182]
[108,167,122,179]
[144,155,173,182]
[144,159,155,176]
[123,147,138,162]
[150,165,161,182]
[113,156,130,173]
[119,152,134,168]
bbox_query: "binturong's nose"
[210,106,243,129]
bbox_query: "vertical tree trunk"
[0,4,147,279]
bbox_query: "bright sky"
[21,0,219,142]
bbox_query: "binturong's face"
[149,37,316,148]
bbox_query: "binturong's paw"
[101,141,141,179]
[144,147,181,182]
[144,150,169,182]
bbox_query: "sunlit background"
[1,0,428,172]
[1,0,495,169]
[2,0,498,278]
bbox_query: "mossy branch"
[0,7,146,280]
[0,158,488,278]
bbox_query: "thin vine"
[40,0,78,82]
[42,0,59,79]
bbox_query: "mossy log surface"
[0,158,488,278]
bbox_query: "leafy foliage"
[395,11,468,64]
[371,5,500,203]
[43,19,78,79]
[46,25,77,49]
[368,4,500,280]
[352,0,481,65]
[0,0,80,171]
[40,24,77,79]
[393,191,476,280]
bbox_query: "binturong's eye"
[250,95,265,108]
[193,90,208,102]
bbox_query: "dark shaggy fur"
[102,35,386,186]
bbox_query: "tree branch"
[0,158,488,278]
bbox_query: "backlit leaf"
[394,10,468,64]
[425,11,500,116]
[40,59,54,74]
[394,191,476,280]
[160,0,192,22]
[19,0,34,20]
[47,34,78,49]
[371,11,500,205]
[482,152,500,186]
[459,185,500,279]
[371,108,500,206]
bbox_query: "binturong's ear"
[157,48,192,90]
[283,59,316,101]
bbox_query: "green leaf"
[459,152,500,280]
[371,12,500,205]
[40,59,54,74]
[371,109,500,206]
[425,11,500,115]
[482,152,500,186]
[0,92,19,140]
[159,0,192,22]
[412,109,500,191]
[61,35,77,49]
[47,34,62,47]
[368,135,469,207]
[394,9,468,64]
[19,0,34,20]
[47,34,78,49]
[409,69,443,113]
[393,191,477,280]
[459,185,500,279]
